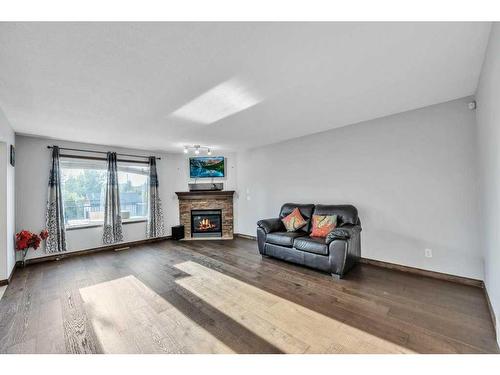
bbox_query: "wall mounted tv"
[189,157,225,178]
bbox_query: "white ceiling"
[0,22,492,152]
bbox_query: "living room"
[1,1,500,372]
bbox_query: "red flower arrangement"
[15,229,49,266]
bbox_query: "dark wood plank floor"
[0,238,498,353]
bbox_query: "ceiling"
[0,22,492,153]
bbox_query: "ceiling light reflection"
[171,78,263,124]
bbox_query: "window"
[60,158,107,227]
[60,157,149,228]
[117,163,149,221]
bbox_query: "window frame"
[59,154,150,230]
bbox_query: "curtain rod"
[47,146,161,160]
[59,154,150,165]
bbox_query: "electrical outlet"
[425,248,433,258]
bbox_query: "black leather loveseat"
[257,203,361,279]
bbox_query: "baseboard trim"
[24,236,171,266]
[234,233,257,240]
[233,233,484,288]
[0,261,18,286]
[360,257,483,288]
[484,285,497,340]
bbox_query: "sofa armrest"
[327,224,362,278]
[257,218,284,234]
[325,224,362,245]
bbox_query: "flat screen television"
[189,156,225,178]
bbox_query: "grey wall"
[15,135,237,260]
[476,23,500,342]
[237,97,482,279]
[0,107,15,281]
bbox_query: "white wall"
[167,152,238,231]
[0,107,15,281]
[475,23,500,343]
[15,134,237,260]
[237,97,482,279]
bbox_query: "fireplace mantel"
[175,190,235,239]
[175,190,235,200]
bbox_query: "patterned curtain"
[45,146,67,253]
[146,156,165,238]
[102,152,123,244]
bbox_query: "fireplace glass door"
[191,209,222,238]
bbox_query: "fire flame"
[198,218,216,230]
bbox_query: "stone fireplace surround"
[175,190,235,239]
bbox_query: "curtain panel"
[146,156,165,238]
[45,146,67,253]
[102,152,123,244]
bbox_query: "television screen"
[189,157,225,178]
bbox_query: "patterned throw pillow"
[281,207,307,232]
[311,214,337,237]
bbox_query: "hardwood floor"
[0,238,498,354]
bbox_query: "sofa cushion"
[281,207,307,232]
[313,205,358,226]
[293,236,329,256]
[279,203,315,233]
[311,214,337,237]
[266,231,307,247]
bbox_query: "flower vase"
[22,249,29,268]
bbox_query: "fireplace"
[176,190,234,239]
[191,209,222,238]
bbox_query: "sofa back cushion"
[313,205,359,226]
[279,203,315,233]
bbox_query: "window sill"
[66,218,147,231]
[123,218,147,225]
